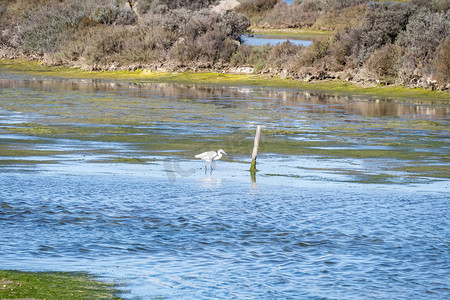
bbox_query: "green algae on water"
[1,59,448,102]
[0,59,448,183]
[0,270,122,300]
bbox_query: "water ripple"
[0,172,448,299]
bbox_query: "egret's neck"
[216,152,222,160]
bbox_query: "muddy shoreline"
[1,59,448,103]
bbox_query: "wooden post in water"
[250,125,261,172]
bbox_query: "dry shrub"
[396,10,449,80]
[18,0,136,54]
[299,0,328,12]
[365,44,403,83]
[5,0,60,18]
[259,1,321,28]
[158,8,193,34]
[266,41,303,71]
[50,6,249,69]
[20,1,90,54]
[239,0,367,29]
[235,0,279,18]
[137,0,215,14]
[0,4,21,48]
[85,26,170,68]
[171,25,236,65]
[312,4,366,31]
[89,3,137,26]
[230,45,254,66]
[325,0,366,10]
[329,28,363,70]
[297,38,330,67]
[169,10,249,66]
[231,45,273,72]
[433,38,450,85]
[357,2,413,63]
[433,0,450,11]
[52,24,171,69]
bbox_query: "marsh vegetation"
[0,270,121,299]
[0,0,448,89]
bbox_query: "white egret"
[195,149,227,171]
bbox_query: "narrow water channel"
[242,34,313,46]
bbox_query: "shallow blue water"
[0,74,449,299]
[242,35,313,47]
[1,166,448,299]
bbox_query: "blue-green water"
[242,34,313,46]
[0,73,449,299]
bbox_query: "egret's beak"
[223,151,228,155]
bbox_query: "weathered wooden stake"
[250,125,261,171]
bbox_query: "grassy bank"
[0,270,122,299]
[250,27,333,39]
[1,59,448,103]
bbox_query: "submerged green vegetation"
[0,70,448,181]
[0,270,122,299]
[1,59,449,102]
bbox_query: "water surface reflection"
[1,77,448,118]
[0,73,449,300]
